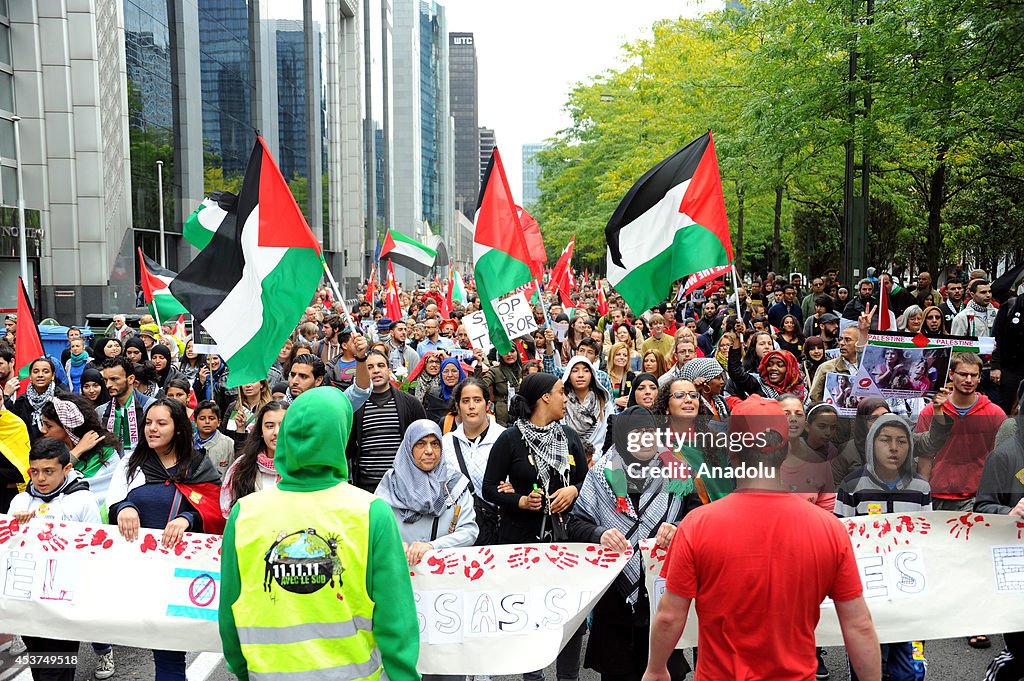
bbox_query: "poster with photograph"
[852,344,952,399]
[823,372,867,417]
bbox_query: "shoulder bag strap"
[451,438,475,495]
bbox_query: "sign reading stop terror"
[462,291,539,353]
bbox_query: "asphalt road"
[0,634,998,681]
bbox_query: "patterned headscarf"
[50,396,85,445]
[376,419,467,523]
[758,350,804,399]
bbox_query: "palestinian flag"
[138,249,189,323]
[170,136,323,388]
[183,192,232,251]
[450,266,467,305]
[473,148,534,355]
[380,229,437,275]
[14,278,45,397]
[384,260,402,321]
[605,131,733,315]
[516,205,547,280]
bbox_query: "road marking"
[0,667,30,681]
[186,652,223,681]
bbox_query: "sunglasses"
[670,391,700,401]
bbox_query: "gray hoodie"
[835,414,932,517]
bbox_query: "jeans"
[850,641,918,681]
[153,649,187,681]
[92,642,112,655]
[523,622,586,681]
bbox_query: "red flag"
[548,237,575,303]
[365,264,376,305]
[516,206,547,279]
[596,279,609,316]
[385,261,402,321]
[878,279,897,331]
[14,278,45,397]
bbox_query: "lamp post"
[156,159,166,267]
[11,115,27,287]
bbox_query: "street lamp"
[156,159,166,267]
[11,115,27,287]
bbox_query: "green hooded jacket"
[218,387,421,681]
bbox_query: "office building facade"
[521,142,544,210]
[478,125,495,182]
[3,0,373,318]
[449,32,478,219]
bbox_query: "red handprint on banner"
[464,548,495,581]
[544,545,579,571]
[425,550,461,575]
[946,513,990,541]
[36,524,68,552]
[583,544,626,568]
[506,545,541,569]
[0,517,22,545]
[73,527,114,552]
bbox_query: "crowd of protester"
[1,263,1023,681]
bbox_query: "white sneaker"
[94,650,115,680]
[9,634,26,655]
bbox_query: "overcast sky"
[444,0,715,196]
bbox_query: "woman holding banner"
[569,405,695,681]
[483,372,588,681]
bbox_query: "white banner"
[642,510,1024,647]
[461,310,493,353]
[492,291,539,341]
[0,517,626,674]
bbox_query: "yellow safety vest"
[232,485,382,681]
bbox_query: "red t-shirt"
[662,490,863,681]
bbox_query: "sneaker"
[94,650,115,680]
[9,634,26,655]
[815,648,830,680]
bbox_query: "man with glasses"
[659,338,699,388]
[417,318,453,356]
[801,278,826,321]
[810,309,872,403]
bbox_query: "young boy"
[835,413,931,681]
[193,400,234,472]
[9,438,102,681]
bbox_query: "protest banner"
[852,344,951,399]
[492,291,539,341]
[461,310,494,353]
[867,330,995,355]
[823,372,867,416]
[641,511,1024,647]
[0,517,626,674]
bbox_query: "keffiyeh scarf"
[26,382,56,429]
[516,419,570,497]
[563,389,600,441]
[50,396,85,445]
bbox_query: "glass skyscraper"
[449,32,478,218]
[521,142,545,210]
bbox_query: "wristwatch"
[355,355,368,362]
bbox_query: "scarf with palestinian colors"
[106,392,140,451]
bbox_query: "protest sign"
[823,372,867,417]
[461,310,493,353]
[852,344,951,399]
[552,321,569,342]
[492,291,538,340]
[868,331,994,355]
[641,511,1024,647]
[0,517,626,674]
[189,319,220,354]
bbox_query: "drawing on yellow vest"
[263,528,345,596]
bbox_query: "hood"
[276,386,353,492]
[561,355,610,402]
[864,413,915,484]
[123,336,149,362]
[941,391,995,418]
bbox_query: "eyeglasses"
[670,391,700,401]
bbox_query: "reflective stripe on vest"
[237,617,374,646]
[232,485,381,680]
[248,650,381,681]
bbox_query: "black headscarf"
[509,371,560,423]
[124,336,149,363]
[626,372,659,408]
[79,367,106,407]
[150,344,173,385]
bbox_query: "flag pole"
[320,259,359,335]
[730,264,742,320]
[533,278,553,327]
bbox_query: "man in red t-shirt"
[643,396,881,681]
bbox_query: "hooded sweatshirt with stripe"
[835,414,932,517]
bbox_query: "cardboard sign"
[462,310,494,353]
[492,291,538,341]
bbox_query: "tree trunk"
[773,183,783,272]
[926,143,948,275]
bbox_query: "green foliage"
[535,0,1024,278]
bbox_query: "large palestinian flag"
[14,278,45,397]
[138,249,188,323]
[605,131,733,315]
[380,229,437,275]
[473,148,534,355]
[170,137,323,388]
